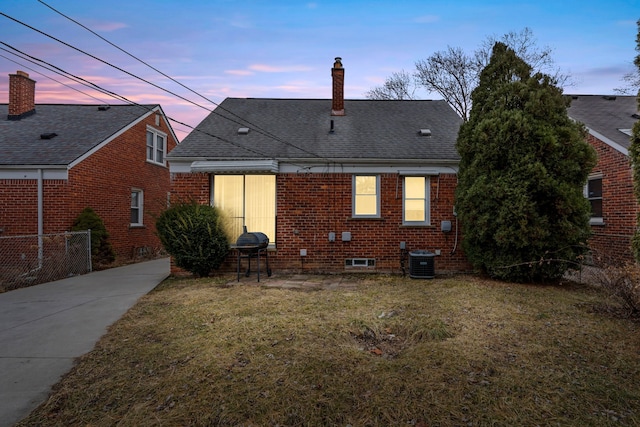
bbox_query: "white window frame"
[146,126,167,166]
[403,176,431,226]
[585,174,603,225]
[131,188,144,226]
[352,175,380,218]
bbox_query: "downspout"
[38,168,43,268]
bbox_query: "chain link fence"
[0,230,92,292]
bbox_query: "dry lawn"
[16,274,640,426]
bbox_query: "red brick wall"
[0,111,177,261]
[170,172,210,204]
[586,134,638,265]
[170,171,471,274]
[0,179,39,235]
[8,71,35,118]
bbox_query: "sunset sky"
[1,0,638,140]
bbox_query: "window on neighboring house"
[353,175,380,218]
[146,127,166,165]
[131,189,143,226]
[403,176,431,225]
[212,175,276,244]
[585,176,603,224]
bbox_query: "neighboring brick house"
[567,94,640,265]
[0,71,178,261]
[168,58,470,275]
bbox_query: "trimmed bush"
[156,202,229,277]
[71,207,115,267]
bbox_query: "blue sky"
[0,0,638,139]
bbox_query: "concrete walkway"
[0,257,170,427]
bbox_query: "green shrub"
[156,202,229,277]
[71,207,115,267]
[455,43,596,283]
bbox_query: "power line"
[1,41,137,105]
[36,0,307,149]
[0,42,270,158]
[0,12,213,113]
[0,51,109,104]
[2,9,334,163]
[37,0,217,109]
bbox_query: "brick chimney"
[331,57,345,116]
[8,71,36,120]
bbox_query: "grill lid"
[236,226,269,249]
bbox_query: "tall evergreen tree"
[627,20,640,261]
[455,42,596,282]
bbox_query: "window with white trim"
[585,175,603,224]
[146,126,166,165]
[403,176,430,225]
[131,189,143,226]
[353,175,380,218]
[212,175,276,244]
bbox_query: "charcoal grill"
[236,227,272,281]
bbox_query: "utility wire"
[1,41,137,106]
[1,45,331,169]
[0,51,109,104]
[0,41,270,158]
[5,7,333,163]
[0,12,213,112]
[36,0,219,110]
[4,42,339,167]
[36,0,306,148]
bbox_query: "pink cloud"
[225,69,254,76]
[248,64,313,73]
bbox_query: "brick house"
[0,71,178,261]
[168,58,470,275]
[567,95,640,265]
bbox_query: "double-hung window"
[403,176,430,225]
[585,175,603,224]
[131,189,143,226]
[212,175,276,244]
[353,175,380,218]
[146,126,166,166]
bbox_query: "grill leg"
[256,250,261,282]
[237,249,270,282]
[237,251,241,282]
[266,250,272,277]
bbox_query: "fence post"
[87,229,92,272]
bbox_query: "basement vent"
[418,129,431,137]
[345,258,375,268]
[632,114,640,119]
[40,132,57,140]
[238,127,250,135]
[98,105,110,111]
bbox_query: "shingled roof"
[566,95,638,153]
[168,98,462,163]
[0,104,159,166]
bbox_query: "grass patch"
[17,275,640,426]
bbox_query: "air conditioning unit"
[409,250,435,279]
